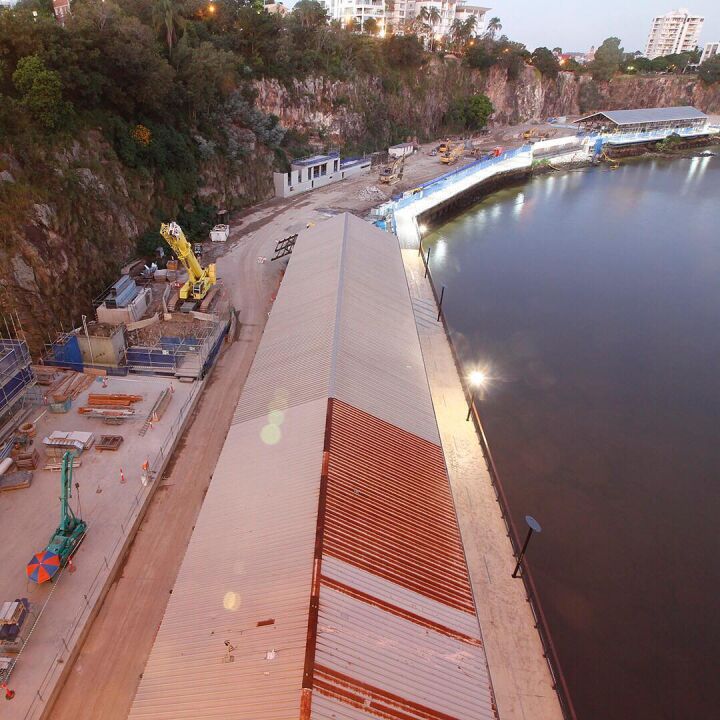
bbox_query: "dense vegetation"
[0,0,717,247]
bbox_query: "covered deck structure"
[575,106,708,134]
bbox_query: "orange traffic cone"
[120,467,126,484]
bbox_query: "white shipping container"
[210,224,230,242]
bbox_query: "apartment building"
[389,0,488,38]
[644,9,704,59]
[700,41,720,64]
[321,0,387,33]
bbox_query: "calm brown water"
[425,154,720,720]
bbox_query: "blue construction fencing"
[0,338,34,415]
[393,145,532,212]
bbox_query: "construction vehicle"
[379,155,405,184]
[522,129,537,140]
[45,451,86,568]
[440,144,465,165]
[160,222,216,304]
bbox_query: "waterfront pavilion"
[575,106,708,134]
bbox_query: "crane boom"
[160,222,216,302]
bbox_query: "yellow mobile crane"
[160,222,217,303]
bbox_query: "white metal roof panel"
[232,213,439,444]
[321,555,482,641]
[576,105,707,125]
[128,398,328,720]
[313,586,496,720]
[332,217,440,445]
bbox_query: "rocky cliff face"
[3,66,718,355]
[0,130,273,353]
[254,62,720,147]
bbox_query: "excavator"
[440,143,465,165]
[44,451,86,569]
[379,155,405,185]
[160,222,216,305]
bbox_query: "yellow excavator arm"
[160,222,216,302]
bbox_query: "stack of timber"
[44,457,81,471]
[13,450,39,470]
[87,394,142,407]
[33,369,94,404]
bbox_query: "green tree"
[699,56,720,84]
[363,17,379,35]
[152,0,185,54]
[12,54,69,130]
[292,0,328,30]
[484,16,502,40]
[446,93,493,131]
[383,34,424,67]
[532,46,560,77]
[590,36,623,81]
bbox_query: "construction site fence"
[18,378,204,720]
[393,145,532,212]
[0,339,34,417]
[417,242,578,720]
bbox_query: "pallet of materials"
[77,407,134,418]
[13,450,39,471]
[0,599,30,653]
[95,435,123,451]
[43,431,95,453]
[0,471,32,492]
[87,394,142,408]
[44,458,81,471]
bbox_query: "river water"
[424,154,720,720]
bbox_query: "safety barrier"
[394,145,533,212]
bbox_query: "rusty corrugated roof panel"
[232,214,439,445]
[323,399,475,614]
[313,586,495,720]
[128,399,328,720]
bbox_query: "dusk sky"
[489,1,718,54]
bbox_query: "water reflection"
[425,155,720,720]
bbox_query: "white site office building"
[700,41,720,63]
[644,9,704,59]
[390,0,488,37]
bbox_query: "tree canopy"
[590,37,624,81]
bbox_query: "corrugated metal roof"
[576,105,707,126]
[314,587,495,720]
[302,398,497,719]
[322,399,475,614]
[232,214,439,445]
[131,214,496,720]
[128,398,328,720]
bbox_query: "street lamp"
[465,370,486,421]
[512,515,542,578]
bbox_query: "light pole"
[512,515,542,578]
[465,370,486,421]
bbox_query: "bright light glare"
[469,370,487,387]
[419,224,428,234]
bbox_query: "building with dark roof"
[575,106,708,134]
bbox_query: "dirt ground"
[47,122,565,719]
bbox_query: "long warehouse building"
[129,213,498,720]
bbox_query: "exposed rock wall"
[0,131,273,353]
[254,63,720,147]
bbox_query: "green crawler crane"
[46,451,87,566]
